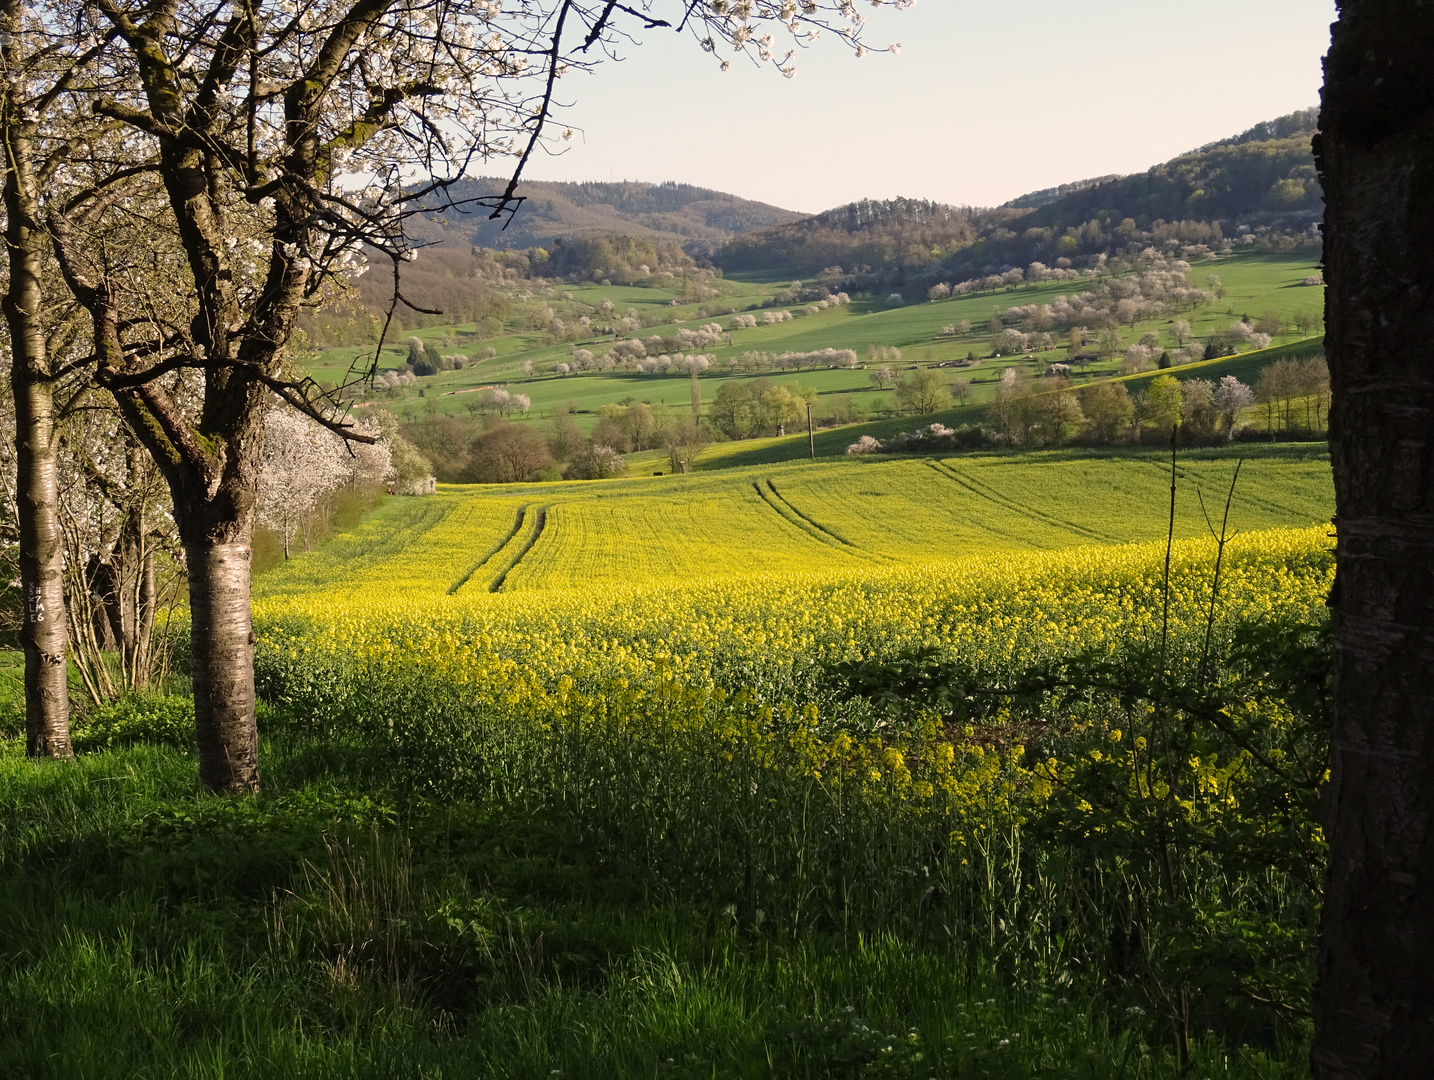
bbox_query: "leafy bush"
[71,694,196,753]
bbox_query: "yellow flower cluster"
[255,453,1333,600]
[254,525,1332,815]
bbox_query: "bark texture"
[3,10,72,757]
[9,376,72,758]
[187,542,258,793]
[1314,4,1434,1076]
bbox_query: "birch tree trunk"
[8,362,72,757]
[2,8,71,756]
[186,539,258,793]
[1314,3,1434,1075]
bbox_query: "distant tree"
[709,381,759,440]
[894,369,951,415]
[626,403,659,449]
[257,411,349,559]
[1121,345,1154,375]
[1300,355,1332,430]
[468,420,554,483]
[987,309,1004,336]
[569,444,626,480]
[993,328,1028,357]
[1097,326,1125,356]
[759,383,812,436]
[887,292,905,306]
[1180,378,1218,437]
[548,412,586,463]
[927,283,951,301]
[407,337,442,377]
[1115,298,1143,328]
[1214,375,1256,431]
[663,418,711,474]
[818,394,865,426]
[956,319,973,335]
[1080,381,1134,442]
[1171,319,1193,346]
[1255,310,1284,338]
[1141,374,1184,434]
[1031,386,1084,446]
[869,365,898,391]
[1256,358,1306,433]
[952,377,973,406]
[986,367,1033,443]
[1139,331,1161,350]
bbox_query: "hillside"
[403,178,802,253]
[717,109,1321,282]
[256,445,1332,596]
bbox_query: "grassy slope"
[309,252,1322,434]
[255,444,1332,598]
[682,338,1326,471]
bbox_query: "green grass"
[305,253,1324,432]
[0,730,1311,1079]
[674,342,1325,471]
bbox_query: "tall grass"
[1,729,1312,1079]
[1,536,1329,1075]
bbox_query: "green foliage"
[70,694,196,753]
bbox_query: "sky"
[518,0,1336,215]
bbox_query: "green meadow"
[306,251,1323,436]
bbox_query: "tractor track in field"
[448,505,529,595]
[763,480,885,559]
[490,504,551,592]
[925,460,1116,544]
[751,481,860,555]
[1130,457,1309,520]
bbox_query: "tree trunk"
[10,378,72,757]
[1313,4,1434,1076]
[3,28,72,756]
[186,539,258,794]
[132,542,156,689]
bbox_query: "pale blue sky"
[523,1,1336,214]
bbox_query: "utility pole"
[807,403,815,459]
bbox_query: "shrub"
[71,694,196,752]
[569,444,627,480]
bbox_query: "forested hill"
[717,109,1321,282]
[404,178,802,252]
[1007,108,1320,235]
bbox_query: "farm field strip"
[257,449,1335,599]
[766,460,1034,554]
[447,503,530,594]
[472,502,551,594]
[761,479,877,556]
[938,453,1336,543]
[929,460,1119,546]
[750,479,874,559]
[501,488,855,590]
[256,526,1335,710]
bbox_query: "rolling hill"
[716,109,1321,281]
[403,178,803,253]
